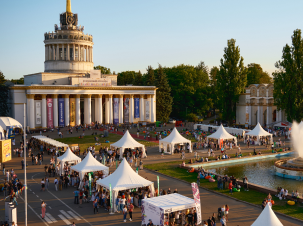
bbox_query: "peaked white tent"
[244,123,273,145]
[110,130,146,159]
[57,147,82,175]
[71,152,109,183]
[96,158,154,211]
[207,124,237,144]
[251,203,283,226]
[0,117,22,129]
[159,127,192,154]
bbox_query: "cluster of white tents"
[32,135,69,148]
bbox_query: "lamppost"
[23,104,28,226]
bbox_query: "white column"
[64,94,70,126]
[95,95,99,124]
[67,44,70,61]
[48,45,51,60]
[78,44,80,61]
[86,46,88,62]
[56,45,59,60]
[52,45,55,60]
[73,44,75,61]
[91,47,93,63]
[130,95,134,123]
[45,46,48,61]
[140,95,144,122]
[105,97,109,124]
[248,105,252,125]
[98,95,103,124]
[62,44,65,60]
[280,110,283,121]
[29,97,35,129]
[109,95,113,124]
[151,94,156,122]
[75,95,81,125]
[84,95,91,125]
[266,106,270,126]
[119,95,123,124]
[53,95,58,128]
[42,95,47,128]
[257,105,261,124]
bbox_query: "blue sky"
[0,0,302,79]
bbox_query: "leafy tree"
[0,71,6,84]
[247,63,272,85]
[210,66,219,112]
[117,71,136,85]
[10,77,24,84]
[186,113,198,122]
[134,71,143,86]
[217,39,247,124]
[145,66,155,86]
[0,71,9,116]
[94,65,111,74]
[273,29,303,122]
[155,65,173,122]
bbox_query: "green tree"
[94,65,111,74]
[133,71,143,86]
[273,29,303,122]
[217,39,247,124]
[0,71,6,84]
[11,77,24,84]
[186,113,198,122]
[0,71,9,116]
[210,66,219,113]
[247,63,272,85]
[117,71,136,85]
[156,65,173,122]
[145,66,155,86]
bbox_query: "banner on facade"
[134,98,140,118]
[113,98,119,125]
[47,98,53,128]
[70,98,76,126]
[35,101,42,125]
[0,139,12,163]
[58,98,65,127]
[124,98,129,123]
[146,100,150,120]
[78,78,112,87]
[191,182,202,224]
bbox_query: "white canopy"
[207,124,237,144]
[159,127,192,154]
[0,126,4,140]
[71,152,109,181]
[142,193,196,225]
[245,123,273,145]
[251,203,283,226]
[32,135,69,148]
[110,130,146,158]
[57,147,82,176]
[0,117,22,129]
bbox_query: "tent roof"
[142,193,195,210]
[159,127,191,144]
[207,125,236,140]
[110,130,144,149]
[96,158,153,191]
[0,117,22,129]
[32,135,69,147]
[246,123,272,137]
[71,152,109,173]
[0,126,4,135]
[251,204,283,226]
[57,147,81,162]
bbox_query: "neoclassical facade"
[236,84,286,126]
[8,0,156,129]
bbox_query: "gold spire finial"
[66,0,72,13]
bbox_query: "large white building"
[9,0,156,130]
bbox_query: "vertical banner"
[134,98,140,118]
[0,139,12,163]
[109,183,112,209]
[35,101,42,125]
[58,98,65,127]
[89,173,92,196]
[70,98,76,126]
[146,100,150,120]
[47,98,54,128]
[157,176,159,196]
[123,98,129,123]
[191,182,202,225]
[219,139,224,149]
[113,98,119,125]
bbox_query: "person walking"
[123,205,128,222]
[229,181,233,195]
[41,201,46,219]
[54,177,58,191]
[128,203,134,221]
[93,199,98,214]
[41,178,45,191]
[74,190,79,204]
[220,215,226,226]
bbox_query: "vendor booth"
[57,147,81,175]
[206,125,237,145]
[0,117,23,139]
[159,127,192,154]
[0,126,4,140]
[141,193,199,226]
[32,135,69,149]
[110,130,146,159]
[244,123,273,145]
[96,158,154,211]
[251,203,283,226]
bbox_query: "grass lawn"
[55,133,157,151]
[145,161,303,221]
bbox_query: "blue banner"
[134,98,140,118]
[113,98,119,125]
[58,98,65,127]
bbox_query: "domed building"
[9,0,156,129]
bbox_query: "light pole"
[23,104,28,226]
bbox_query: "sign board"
[90,70,101,79]
[0,139,12,163]
[191,182,202,224]
[79,78,111,87]
[47,98,54,128]
[70,98,76,126]
[58,98,65,127]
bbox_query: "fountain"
[274,121,303,179]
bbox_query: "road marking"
[40,214,53,224]
[36,195,39,198]
[40,199,43,201]
[49,206,52,209]
[33,192,35,194]
[67,211,81,221]
[58,214,71,225]
[59,210,73,219]
[46,213,58,223]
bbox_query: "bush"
[186,113,198,122]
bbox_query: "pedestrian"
[41,178,45,191]
[6,170,9,181]
[229,181,233,195]
[220,216,226,226]
[71,222,76,226]
[128,202,134,221]
[123,205,127,222]
[225,205,229,222]
[54,177,58,191]
[93,198,98,214]
[45,177,49,189]
[41,201,46,219]
[74,190,79,204]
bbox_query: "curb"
[144,167,303,224]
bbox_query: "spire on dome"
[66,0,72,13]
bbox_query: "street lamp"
[23,104,28,226]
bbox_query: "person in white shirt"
[54,178,58,191]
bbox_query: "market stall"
[57,147,81,175]
[159,127,192,154]
[251,203,283,226]
[206,124,237,145]
[32,135,69,148]
[0,126,4,140]
[244,123,273,145]
[0,117,23,138]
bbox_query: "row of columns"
[26,94,155,129]
[45,44,93,62]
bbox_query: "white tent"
[96,158,154,211]
[207,124,237,145]
[57,147,82,176]
[0,126,4,140]
[110,130,146,159]
[244,123,273,145]
[0,117,22,129]
[142,193,196,225]
[159,127,192,154]
[71,152,109,183]
[32,135,69,148]
[251,203,283,226]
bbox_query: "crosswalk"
[41,210,81,225]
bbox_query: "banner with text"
[58,98,65,127]
[113,98,119,125]
[134,98,140,118]
[145,100,150,120]
[191,182,202,224]
[69,98,76,126]
[47,98,53,128]
[35,100,42,126]
[124,98,129,123]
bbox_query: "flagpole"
[24,103,28,226]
